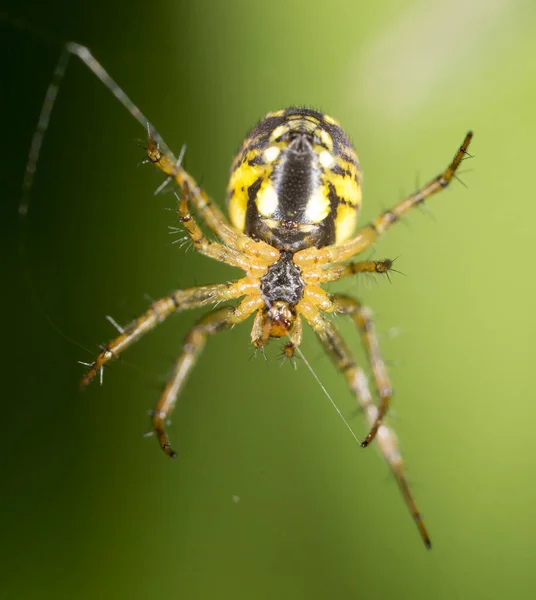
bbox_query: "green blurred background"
[2,0,536,598]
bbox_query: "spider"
[25,42,472,550]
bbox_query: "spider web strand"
[296,347,362,447]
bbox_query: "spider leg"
[145,136,243,247]
[20,42,174,214]
[298,300,431,548]
[152,294,264,457]
[294,131,473,269]
[303,259,395,285]
[81,279,258,387]
[174,187,274,275]
[323,294,392,448]
[146,138,279,265]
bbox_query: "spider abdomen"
[227,107,362,252]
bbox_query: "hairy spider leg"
[293,131,473,270]
[324,295,392,448]
[302,259,396,285]
[81,279,259,388]
[146,137,280,266]
[298,300,431,549]
[168,187,261,272]
[153,294,264,457]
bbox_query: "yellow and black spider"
[27,43,472,550]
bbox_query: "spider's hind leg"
[300,302,431,549]
[152,294,264,457]
[324,294,392,448]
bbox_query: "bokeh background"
[2,1,536,598]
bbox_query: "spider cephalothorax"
[30,44,470,549]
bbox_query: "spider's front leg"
[153,294,264,457]
[299,301,431,548]
[81,279,258,387]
